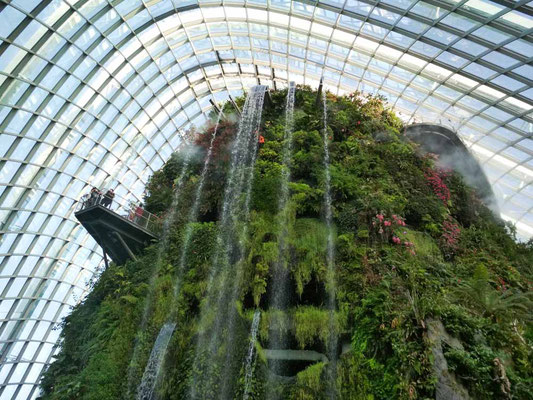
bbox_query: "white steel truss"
[0,0,531,398]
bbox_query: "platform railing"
[76,194,161,234]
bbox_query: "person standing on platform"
[88,187,101,207]
[102,188,115,208]
[134,205,144,226]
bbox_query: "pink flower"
[376,214,384,221]
[425,168,451,205]
[392,236,401,244]
[384,220,391,227]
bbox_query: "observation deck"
[74,195,159,265]
[404,123,497,209]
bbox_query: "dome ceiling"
[0,0,531,398]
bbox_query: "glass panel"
[441,12,480,31]
[0,3,533,394]
[453,39,488,56]
[482,52,519,69]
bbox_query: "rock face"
[426,318,470,400]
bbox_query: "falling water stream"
[134,108,225,398]
[243,309,261,400]
[133,87,337,399]
[136,323,177,400]
[217,87,268,399]
[169,107,224,313]
[189,86,268,400]
[274,80,296,279]
[125,141,193,398]
[265,83,296,396]
[322,89,338,399]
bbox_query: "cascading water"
[266,83,296,389]
[321,89,338,399]
[279,82,296,211]
[169,106,225,312]
[136,322,177,400]
[125,142,192,398]
[271,82,296,307]
[188,86,268,399]
[134,108,225,398]
[243,309,261,400]
[217,87,268,399]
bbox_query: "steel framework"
[0,0,531,398]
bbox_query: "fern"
[454,265,533,322]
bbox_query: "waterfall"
[266,83,296,389]
[272,82,296,308]
[188,86,268,399]
[321,92,335,290]
[136,322,176,400]
[125,144,192,398]
[243,310,261,400]
[169,106,225,312]
[217,87,268,399]
[134,108,225,397]
[321,90,338,399]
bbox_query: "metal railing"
[76,194,161,234]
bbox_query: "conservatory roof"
[0,0,531,398]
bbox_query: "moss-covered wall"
[39,87,532,400]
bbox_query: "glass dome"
[0,1,531,398]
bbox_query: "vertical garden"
[39,87,532,400]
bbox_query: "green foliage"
[252,159,283,214]
[288,182,323,217]
[244,212,279,306]
[289,218,328,296]
[293,306,339,349]
[41,86,532,400]
[290,362,326,400]
[258,306,339,349]
[454,264,533,323]
[444,345,499,398]
[144,152,189,214]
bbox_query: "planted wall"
[40,87,532,400]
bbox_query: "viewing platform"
[404,123,497,209]
[74,195,159,265]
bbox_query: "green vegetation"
[40,87,532,399]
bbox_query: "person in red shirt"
[134,205,144,225]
